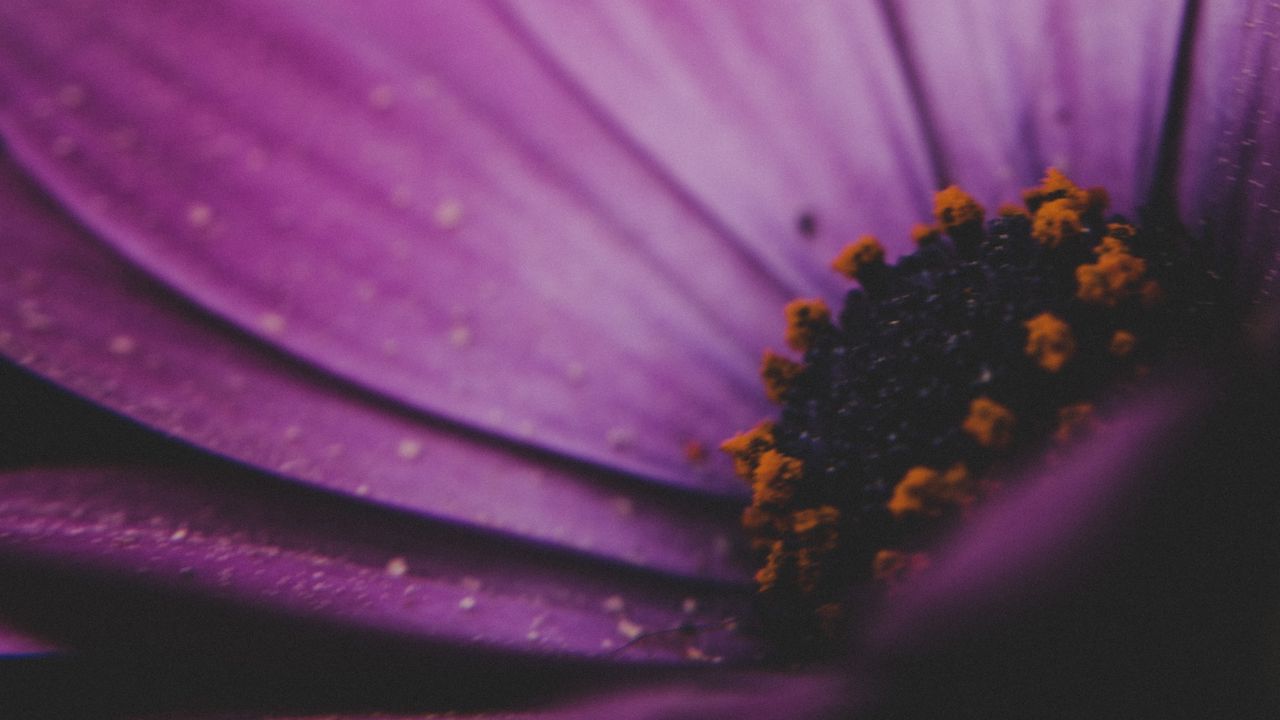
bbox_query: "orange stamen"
[962,396,1017,450]
[1024,312,1076,373]
[784,298,830,352]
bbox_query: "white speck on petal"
[458,596,477,611]
[385,556,409,577]
[58,84,84,108]
[259,312,286,335]
[611,497,634,517]
[564,361,586,385]
[606,427,634,451]
[396,438,422,460]
[682,598,699,614]
[187,203,212,228]
[389,184,412,208]
[434,199,463,229]
[51,135,76,157]
[111,127,137,150]
[18,300,50,331]
[601,595,625,613]
[616,618,644,640]
[448,325,471,347]
[245,147,267,172]
[108,335,136,356]
[368,84,395,110]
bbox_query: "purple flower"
[0,1,1276,717]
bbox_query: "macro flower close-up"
[0,1,1278,718]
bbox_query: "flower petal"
[0,463,757,665]
[0,157,749,582]
[0,0,792,488]
[1179,0,1280,300]
[0,620,56,657]
[867,374,1276,715]
[886,0,1186,211]
[486,670,849,720]
[871,381,1208,643]
[499,0,938,266]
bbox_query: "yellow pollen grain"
[751,450,803,507]
[1031,198,1083,247]
[910,222,942,245]
[996,203,1030,219]
[814,602,844,638]
[720,420,776,480]
[887,463,973,518]
[933,185,984,232]
[682,439,708,464]
[783,298,830,352]
[1094,235,1131,256]
[1075,251,1146,307]
[1106,222,1137,242]
[1022,167,1088,212]
[830,234,885,280]
[790,506,839,545]
[755,541,785,592]
[872,549,931,586]
[1085,186,1111,215]
[1140,280,1165,308]
[788,506,839,594]
[1023,312,1075,373]
[760,350,804,404]
[1054,403,1098,444]
[1109,330,1137,358]
[741,504,777,539]
[962,396,1016,450]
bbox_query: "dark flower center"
[722,169,1220,655]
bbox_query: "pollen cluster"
[723,168,1210,652]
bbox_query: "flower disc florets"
[722,169,1218,654]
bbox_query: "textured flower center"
[722,169,1217,653]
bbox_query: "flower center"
[722,168,1218,654]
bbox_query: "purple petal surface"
[865,372,1277,716]
[502,0,937,271]
[0,463,756,664]
[510,671,848,720]
[0,0,796,489]
[1179,0,1280,301]
[145,671,848,720]
[871,381,1209,644]
[0,619,56,657]
[886,0,1185,212]
[0,155,750,583]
